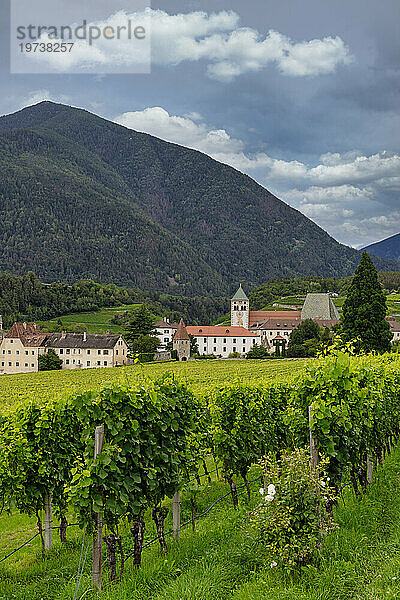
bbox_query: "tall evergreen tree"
[340,252,392,353]
[125,304,157,345]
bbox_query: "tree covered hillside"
[0,101,397,295]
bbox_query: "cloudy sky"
[1,0,399,248]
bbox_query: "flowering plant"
[249,448,337,572]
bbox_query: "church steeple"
[231,285,249,328]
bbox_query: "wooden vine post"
[44,492,52,550]
[308,406,319,471]
[366,455,373,484]
[172,490,181,540]
[93,425,105,592]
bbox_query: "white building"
[44,331,128,369]
[0,322,129,374]
[187,325,260,358]
[155,318,178,350]
[0,322,47,374]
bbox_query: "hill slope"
[362,233,400,264]
[0,101,396,294]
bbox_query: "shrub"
[249,449,337,572]
[38,349,63,371]
[246,344,270,359]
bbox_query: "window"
[233,339,236,344]
[7,350,11,354]
[97,360,101,365]
[24,363,28,367]
[8,362,11,366]
[31,363,34,367]
[66,349,70,354]
[103,350,109,355]
[163,338,168,343]
[16,362,19,367]
[2,350,4,354]
[203,347,207,352]
[66,359,70,365]
[32,351,34,355]
[87,361,90,366]
[1,362,4,366]
[87,350,90,354]
[223,347,226,352]
[116,349,119,355]
[104,361,107,366]
[16,350,19,355]
[233,347,236,352]
[98,350,101,355]
[10,339,13,344]
[214,338,216,343]
[59,349,63,354]
[213,347,216,352]
[73,360,75,364]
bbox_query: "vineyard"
[0,358,305,411]
[0,351,399,599]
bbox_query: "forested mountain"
[362,234,400,265]
[0,101,397,295]
[0,271,228,328]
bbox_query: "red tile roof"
[249,310,301,326]
[174,319,190,340]
[155,319,178,329]
[187,325,259,338]
[5,322,48,347]
[250,317,302,331]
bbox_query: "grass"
[0,358,307,412]
[0,446,399,599]
[39,305,139,334]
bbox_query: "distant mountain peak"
[362,233,400,264]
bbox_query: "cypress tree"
[341,252,392,353]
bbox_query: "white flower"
[267,484,276,496]
[265,494,275,502]
[270,561,277,568]
[320,481,326,488]
[259,487,265,495]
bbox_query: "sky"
[1,0,399,248]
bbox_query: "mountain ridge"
[0,101,397,295]
[362,233,400,265]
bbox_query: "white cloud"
[114,105,399,247]
[25,8,352,81]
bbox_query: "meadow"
[39,305,138,334]
[0,358,306,412]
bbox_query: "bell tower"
[231,284,249,329]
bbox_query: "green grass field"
[0,358,307,412]
[0,444,399,600]
[39,305,139,334]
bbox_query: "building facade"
[0,322,47,374]
[44,332,128,370]
[155,318,178,350]
[187,325,259,358]
[0,323,129,374]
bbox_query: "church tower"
[173,319,190,361]
[231,284,249,329]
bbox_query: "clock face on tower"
[237,312,243,326]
